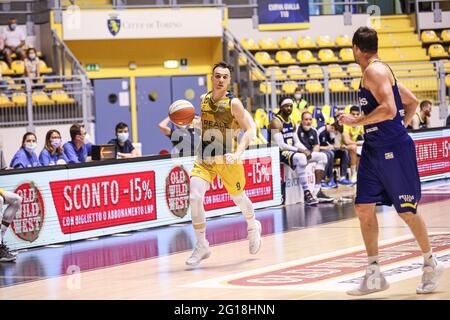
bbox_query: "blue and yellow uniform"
[191,91,245,195]
[356,59,421,213]
[269,114,297,169]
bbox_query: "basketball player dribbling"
[186,61,262,267]
[339,27,443,296]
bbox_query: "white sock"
[368,255,379,266]
[231,193,256,230]
[423,250,436,267]
[351,166,357,177]
[194,225,207,245]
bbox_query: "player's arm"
[397,81,419,128]
[230,98,256,158]
[339,65,397,127]
[410,114,420,130]
[158,116,172,137]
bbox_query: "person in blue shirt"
[10,132,41,168]
[108,122,139,159]
[39,129,69,166]
[63,123,92,164]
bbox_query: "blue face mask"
[117,132,129,142]
[25,143,37,152]
[9,24,17,31]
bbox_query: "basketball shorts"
[355,136,421,214]
[280,150,296,170]
[191,159,246,195]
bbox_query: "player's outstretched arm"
[231,98,257,158]
[158,116,172,137]
[397,81,419,129]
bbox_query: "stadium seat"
[286,65,307,79]
[259,37,278,50]
[316,35,335,48]
[421,30,440,43]
[307,105,315,114]
[339,48,355,62]
[0,94,14,108]
[255,51,276,65]
[321,105,335,124]
[282,81,298,94]
[39,60,53,74]
[44,82,64,89]
[335,34,352,47]
[6,78,24,90]
[441,30,450,42]
[250,68,265,81]
[239,53,247,66]
[428,44,448,58]
[444,60,450,73]
[12,92,27,107]
[446,75,450,87]
[265,66,286,80]
[305,80,324,93]
[318,49,338,62]
[275,50,296,64]
[32,91,55,106]
[347,63,362,77]
[254,108,269,129]
[11,60,25,75]
[259,82,281,94]
[391,63,436,77]
[328,64,346,78]
[296,50,317,63]
[227,40,235,51]
[297,35,316,49]
[240,38,259,50]
[278,36,297,49]
[329,79,349,92]
[350,78,360,91]
[0,61,14,76]
[51,90,76,104]
[401,78,438,92]
[306,64,324,79]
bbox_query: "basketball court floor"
[0,180,449,300]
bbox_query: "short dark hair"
[301,111,312,120]
[115,122,128,133]
[26,47,37,56]
[22,132,36,146]
[353,26,378,54]
[420,100,432,109]
[295,86,303,92]
[213,61,233,74]
[70,123,84,140]
[332,121,343,133]
[350,105,361,113]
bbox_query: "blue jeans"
[321,149,350,179]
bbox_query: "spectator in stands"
[108,122,139,158]
[158,116,201,157]
[10,132,40,168]
[24,47,40,81]
[0,148,6,170]
[409,100,432,130]
[39,129,69,166]
[1,18,26,68]
[63,123,92,163]
[318,121,353,188]
[292,86,308,113]
[342,105,364,183]
[446,113,450,127]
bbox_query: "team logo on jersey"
[385,152,394,160]
[359,97,368,106]
[107,14,121,36]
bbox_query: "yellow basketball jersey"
[199,91,240,157]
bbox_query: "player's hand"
[338,113,359,127]
[303,149,312,160]
[225,153,239,164]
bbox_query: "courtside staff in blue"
[339,27,443,296]
[63,123,92,164]
[10,132,41,168]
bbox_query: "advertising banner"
[258,0,310,31]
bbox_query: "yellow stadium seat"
[239,53,247,66]
[265,66,286,80]
[321,105,335,124]
[335,34,352,47]
[444,60,450,73]
[306,64,324,79]
[227,40,235,51]
[296,50,317,63]
[328,64,346,78]
[340,48,355,62]
[350,78,360,91]
[0,94,14,108]
[44,83,64,89]
[259,37,278,50]
[11,60,25,75]
[305,80,324,93]
[0,61,14,76]
[240,38,259,50]
[254,108,269,129]
[297,36,316,49]
[278,36,297,49]
[51,90,76,104]
[286,65,307,79]
[291,108,301,125]
[316,35,335,48]
[6,78,24,90]
[347,63,362,77]
[391,63,436,77]
[12,92,27,107]
[318,49,338,62]
[250,68,265,81]
[344,104,352,114]
[282,81,299,94]
[39,60,53,74]
[446,75,450,87]
[275,50,296,64]
[307,105,315,114]
[259,82,281,94]
[401,78,438,92]
[421,30,440,43]
[428,44,448,58]
[329,79,349,92]
[32,91,55,106]
[441,30,450,42]
[255,51,276,65]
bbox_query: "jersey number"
[236,182,241,190]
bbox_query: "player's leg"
[0,191,22,262]
[292,152,318,205]
[321,150,336,188]
[347,144,358,183]
[309,151,334,202]
[335,149,352,185]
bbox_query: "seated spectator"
[1,18,26,68]
[39,129,69,166]
[318,121,353,188]
[446,113,450,127]
[292,86,308,113]
[108,122,140,158]
[158,116,201,157]
[10,132,40,168]
[24,47,40,81]
[409,100,432,130]
[63,123,92,164]
[0,147,7,170]
[342,105,364,183]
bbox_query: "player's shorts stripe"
[400,203,418,209]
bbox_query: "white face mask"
[294,94,302,100]
[51,139,61,148]
[25,142,37,152]
[29,53,36,60]
[117,132,129,142]
[9,24,17,31]
[84,133,92,144]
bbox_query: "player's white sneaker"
[347,264,390,296]
[186,241,211,267]
[248,220,262,255]
[416,259,444,294]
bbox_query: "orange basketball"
[168,99,195,126]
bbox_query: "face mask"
[29,53,36,60]
[25,143,37,152]
[294,94,302,100]
[9,24,16,31]
[117,132,129,142]
[51,139,61,148]
[84,133,92,144]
